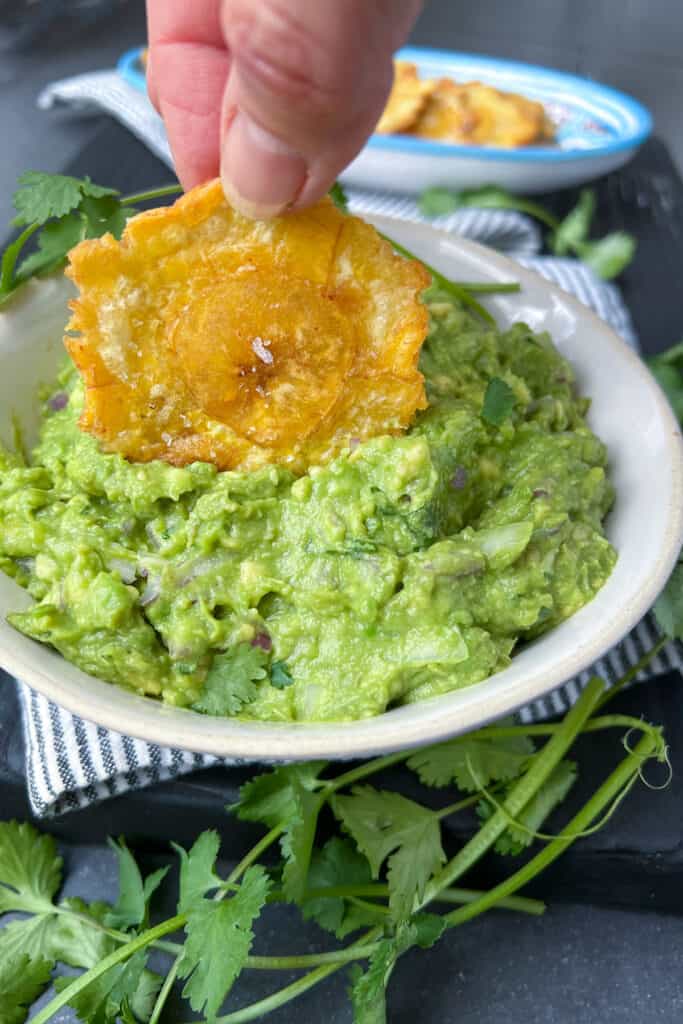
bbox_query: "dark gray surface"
[25,840,683,1023]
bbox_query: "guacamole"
[0,287,616,721]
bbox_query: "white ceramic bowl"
[1,218,681,760]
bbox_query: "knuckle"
[223,0,349,110]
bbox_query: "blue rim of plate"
[118,44,652,164]
[118,47,147,93]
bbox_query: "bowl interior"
[0,221,681,759]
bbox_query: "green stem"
[246,943,380,970]
[121,183,183,206]
[420,676,604,907]
[54,904,182,956]
[224,824,284,887]
[268,882,543,916]
[477,713,663,744]
[0,221,40,296]
[322,750,411,796]
[31,913,186,1024]
[215,965,342,1024]
[435,793,481,819]
[378,231,495,324]
[491,198,560,230]
[209,927,385,1024]
[442,732,656,929]
[593,635,669,711]
[448,281,520,293]
[149,958,180,1024]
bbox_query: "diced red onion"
[48,392,68,412]
[349,437,361,451]
[450,466,468,490]
[252,631,272,652]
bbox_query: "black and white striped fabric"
[15,70,680,818]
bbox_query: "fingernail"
[221,110,307,218]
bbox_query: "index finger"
[146,0,230,189]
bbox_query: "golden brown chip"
[411,78,551,148]
[463,82,548,147]
[65,180,430,473]
[376,60,436,135]
[410,79,478,143]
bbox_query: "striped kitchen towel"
[13,70,679,818]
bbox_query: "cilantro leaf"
[178,866,271,1023]
[234,762,326,828]
[302,837,374,938]
[80,195,134,241]
[551,189,595,256]
[647,357,683,423]
[329,182,349,212]
[653,561,683,640]
[348,920,427,1024]
[407,733,534,792]
[481,377,516,426]
[579,232,636,280]
[332,787,446,922]
[0,820,62,914]
[0,913,60,964]
[104,838,168,930]
[15,212,87,279]
[478,760,577,855]
[234,763,326,904]
[411,911,446,948]
[173,830,222,915]
[0,954,52,1024]
[418,184,635,278]
[12,172,117,227]
[280,782,323,903]
[193,643,268,716]
[418,187,460,218]
[52,899,117,968]
[270,659,294,689]
[55,949,150,1024]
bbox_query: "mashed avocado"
[0,287,616,721]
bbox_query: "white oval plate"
[338,47,652,195]
[0,219,681,760]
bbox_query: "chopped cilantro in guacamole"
[0,287,616,721]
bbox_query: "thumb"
[219,0,423,217]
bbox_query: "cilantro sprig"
[0,173,183,306]
[2,625,677,1024]
[419,184,636,279]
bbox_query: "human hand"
[146,0,423,217]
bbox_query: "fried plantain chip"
[410,78,478,143]
[463,82,549,147]
[65,180,430,472]
[410,78,552,147]
[376,60,436,135]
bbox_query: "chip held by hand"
[64,180,430,472]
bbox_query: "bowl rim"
[1,225,682,759]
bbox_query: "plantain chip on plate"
[376,60,436,135]
[65,180,430,473]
